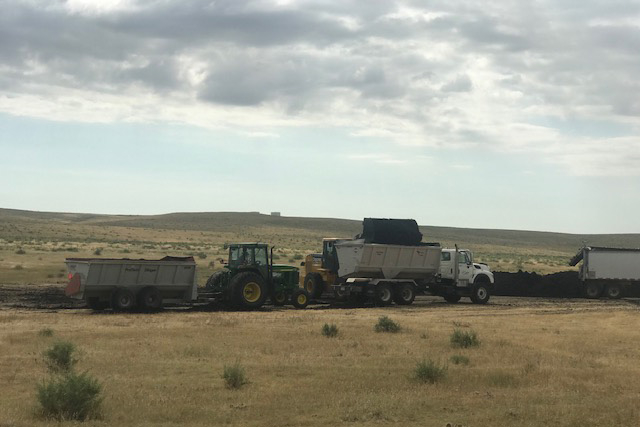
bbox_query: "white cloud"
[0,0,639,176]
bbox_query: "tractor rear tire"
[291,289,310,309]
[303,273,324,299]
[112,288,136,312]
[139,287,162,311]
[393,283,416,305]
[374,283,393,306]
[230,272,268,309]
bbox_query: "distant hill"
[1,208,638,251]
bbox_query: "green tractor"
[204,243,310,310]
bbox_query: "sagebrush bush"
[38,328,54,337]
[450,329,480,348]
[375,316,400,333]
[37,372,102,421]
[44,341,77,373]
[223,362,247,389]
[413,359,447,384]
[322,323,339,338]
[450,355,470,365]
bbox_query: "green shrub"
[43,341,77,373]
[322,323,339,338]
[375,316,400,333]
[487,371,518,387]
[93,248,102,256]
[413,359,447,384]
[39,328,54,337]
[450,329,480,348]
[450,355,470,365]
[222,361,247,389]
[36,372,102,421]
[16,248,26,255]
[13,264,24,270]
[293,254,304,260]
[197,252,207,259]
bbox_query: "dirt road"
[1,283,638,313]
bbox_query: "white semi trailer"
[332,240,494,305]
[569,246,640,299]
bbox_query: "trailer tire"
[303,273,324,299]
[374,283,393,306]
[470,283,490,304]
[605,283,623,299]
[393,283,415,305]
[272,291,287,306]
[584,282,603,299]
[291,289,310,309]
[444,295,461,304]
[112,289,136,312]
[230,272,268,309]
[139,287,162,311]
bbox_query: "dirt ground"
[1,283,638,313]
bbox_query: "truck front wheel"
[230,272,268,309]
[470,283,490,304]
[303,273,324,299]
[374,283,393,306]
[393,283,415,305]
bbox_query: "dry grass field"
[1,298,640,426]
[2,208,640,286]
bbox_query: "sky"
[0,0,639,234]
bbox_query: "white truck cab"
[436,248,494,303]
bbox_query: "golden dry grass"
[2,300,640,426]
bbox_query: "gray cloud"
[1,0,639,175]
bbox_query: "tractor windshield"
[255,247,267,265]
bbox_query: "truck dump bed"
[570,247,640,281]
[65,256,197,303]
[334,241,441,280]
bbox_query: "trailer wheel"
[444,295,461,304]
[470,284,490,304]
[139,287,162,311]
[230,272,268,309]
[291,289,310,309]
[303,273,324,299]
[393,283,415,305]
[112,289,136,311]
[272,291,287,306]
[605,283,623,299]
[374,283,393,306]
[584,282,603,299]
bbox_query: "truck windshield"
[457,252,471,264]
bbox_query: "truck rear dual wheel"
[230,272,268,309]
[605,283,623,299]
[393,283,415,305]
[585,282,603,299]
[374,283,393,306]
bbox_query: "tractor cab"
[227,243,270,278]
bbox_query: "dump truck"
[569,246,640,299]
[65,243,309,311]
[301,218,494,305]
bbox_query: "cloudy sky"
[1,0,639,233]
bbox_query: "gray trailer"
[65,256,197,310]
[569,246,640,299]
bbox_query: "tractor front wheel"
[272,291,287,306]
[291,289,310,309]
[230,272,268,309]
